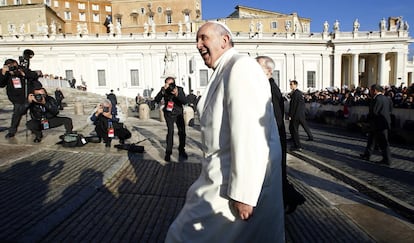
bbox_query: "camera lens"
[34,94,43,101]
[9,66,18,72]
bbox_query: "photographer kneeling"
[90,99,131,147]
[26,87,73,143]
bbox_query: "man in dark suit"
[360,84,393,165]
[256,56,306,214]
[288,80,313,151]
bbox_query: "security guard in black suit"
[288,80,313,151]
[360,84,393,165]
[154,77,188,162]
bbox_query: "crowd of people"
[302,83,414,109]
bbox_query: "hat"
[207,21,234,40]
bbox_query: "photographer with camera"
[89,99,131,147]
[26,87,73,143]
[0,58,42,138]
[153,77,188,162]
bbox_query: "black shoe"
[33,137,42,143]
[377,159,391,165]
[164,153,171,162]
[119,139,125,144]
[289,146,302,152]
[105,140,111,147]
[179,151,188,161]
[5,133,15,138]
[359,154,370,161]
[285,191,306,214]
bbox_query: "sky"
[201,0,414,55]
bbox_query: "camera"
[8,65,19,72]
[166,83,176,93]
[34,94,44,102]
[103,107,110,112]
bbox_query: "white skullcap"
[207,21,234,39]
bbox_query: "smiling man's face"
[196,23,232,69]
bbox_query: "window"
[44,0,51,6]
[157,7,162,13]
[14,0,22,4]
[307,71,316,88]
[302,23,309,33]
[199,69,208,86]
[141,8,145,14]
[272,70,280,86]
[64,11,71,20]
[166,14,172,24]
[53,0,58,7]
[105,6,111,12]
[65,70,73,81]
[79,12,86,21]
[65,1,70,8]
[130,69,139,86]
[93,13,99,23]
[92,4,99,11]
[98,70,106,86]
[78,2,85,10]
[271,21,277,29]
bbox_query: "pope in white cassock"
[165,21,285,243]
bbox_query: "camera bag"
[58,133,87,147]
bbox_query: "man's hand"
[95,104,103,116]
[171,87,178,96]
[28,94,36,103]
[2,65,9,75]
[231,200,253,220]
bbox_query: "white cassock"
[166,48,285,243]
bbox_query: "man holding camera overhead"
[27,87,73,143]
[153,76,188,162]
[0,58,42,138]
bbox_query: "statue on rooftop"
[323,21,329,33]
[353,19,360,32]
[380,18,386,31]
[333,20,340,32]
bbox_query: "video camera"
[18,49,34,69]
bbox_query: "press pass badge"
[166,101,174,111]
[108,121,115,138]
[41,118,49,130]
[12,77,22,89]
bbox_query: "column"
[395,51,407,86]
[333,53,342,88]
[352,53,359,88]
[321,54,331,89]
[285,53,295,82]
[378,52,386,86]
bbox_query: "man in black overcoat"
[288,80,313,151]
[256,56,306,214]
[360,84,393,165]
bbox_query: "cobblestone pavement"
[290,121,414,222]
[0,108,413,242]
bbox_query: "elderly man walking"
[165,21,285,243]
